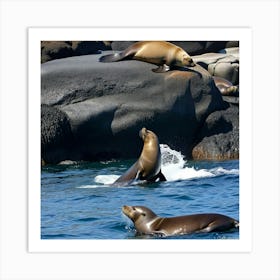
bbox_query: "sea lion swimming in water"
[113,128,166,185]
[99,41,195,73]
[122,205,239,236]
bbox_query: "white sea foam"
[77,175,119,188]
[160,144,239,181]
[77,185,97,189]
[209,167,239,176]
[94,174,120,185]
[160,144,214,181]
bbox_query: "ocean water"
[41,145,239,239]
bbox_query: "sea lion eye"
[142,213,146,216]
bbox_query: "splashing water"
[84,144,239,186]
[78,175,119,188]
[160,144,214,181]
[41,147,239,239]
[94,175,119,185]
[160,144,185,167]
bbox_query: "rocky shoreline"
[41,41,239,164]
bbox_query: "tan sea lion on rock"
[122,205,239,236]
[213,76,239,96]
[113,128,166,185]
[99,41,195,73]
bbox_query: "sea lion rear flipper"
[99,53,123,63]
[113,162,140,184]
[148,170,167,182]
[200,218,239,233]
[99,47,137,63]
[157,170,167,181]
[152,64,170,73]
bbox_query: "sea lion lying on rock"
[99,41,195,73]
[213,76,239,96]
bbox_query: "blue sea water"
[41,145,239,239]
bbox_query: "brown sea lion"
[122,205,239,236]
[99,41,195,73]
[113,128,166,184]
[213,76,239,96]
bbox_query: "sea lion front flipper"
[152,64,170,73]
[135,169,145,181]
[135,170,141,180]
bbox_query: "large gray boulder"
[192,51,239,85]
[41,52,228,163]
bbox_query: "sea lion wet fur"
[99,41,195,73]
[122,205,239,236]
[113,128,166,185]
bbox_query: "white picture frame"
[1,1,279,279]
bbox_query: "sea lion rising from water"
[113,128,166,185]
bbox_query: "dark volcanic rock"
[172,41,239,55]
[41,104,74,164]
[192,105,239,160]
[41,41,111,63]
[41,52,228,163]
[111,41,136,51]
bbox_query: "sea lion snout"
[139,127,147,139]
[122,205,139,217]
[122,205,147,223]
[122,205,145,214]
[183,56,195,67]
[122,205,131,214]
[123,205,157,222]
[122,205,133,218]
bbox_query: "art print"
[29,27,252,252]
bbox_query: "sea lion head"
[139,127,158,144]
[139,127,148,140]
[122,205,157,221]
[122,205,158,234]
[182,55,195,67]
